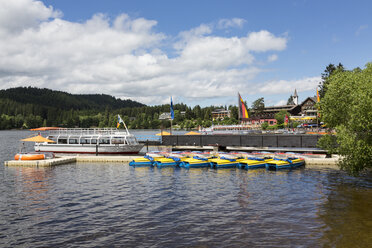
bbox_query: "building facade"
[211,109,231,120]
[246,89,318,126]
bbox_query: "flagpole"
[170,96,174,135]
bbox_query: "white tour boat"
[34,128,144,154]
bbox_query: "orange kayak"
[14,153,45,161]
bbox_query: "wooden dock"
[4,157,77,167]
[4,155,340,169]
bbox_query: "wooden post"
[170,119,173,135]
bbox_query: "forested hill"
[0,87,144,110]
[0,86,237,130]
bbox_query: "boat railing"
[49,128,129,136]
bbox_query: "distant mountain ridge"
[0,87,145,110]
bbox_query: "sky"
[0,0,371,107]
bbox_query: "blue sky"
[1,0,371,107]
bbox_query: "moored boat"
[153,157,178,167]
[265,157,305,170]
[209,156,240,169]
[237,157,272,169]
[179,156,211,168]
[129,153,164,166]
[35,128,143,155]
[129,156,153,166]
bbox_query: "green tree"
[318,63,344,99]
[318,62,372,175]
[287,95,295,105]
[275,110,290,125]
[252,97,265,113]
[261,122,269,130]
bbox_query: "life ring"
[14,153,45,161]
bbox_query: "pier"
[4,156,77,167]
[4,155,141,167]
[4,155,340,169]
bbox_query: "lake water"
[1,130,371,247]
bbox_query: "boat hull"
[209,157,239,169]
[266,159,305,170]
[179,161,211,168]
[35,144,144,154]
[129,158,153,166]
[238,161,267,169]
[153,161,178,167]
[237,158,270,169]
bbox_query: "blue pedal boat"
[209,156,240,169]
[153,157,178,167]
[129,155,155,166]
[265,157,305,170]
[179,156,211,168]
[237,157,271,169]
[129,153,165,166]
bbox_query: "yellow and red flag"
[238,93,249,119]
[316,87,320,102]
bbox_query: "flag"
[170,97,174,120]
[284,114,289,125]
[238,93,249,119]
[316,87,321,117]
[117,115,124,128]
[316,87,320,102]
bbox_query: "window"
[112,137,124,144]
[69,139,78,144]
[99,137,110,144]
[58,138,67,144]
[80,138,90,144]
[126,137,137,145]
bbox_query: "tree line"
[0,87,241,130]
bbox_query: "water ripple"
[1,130,372,247]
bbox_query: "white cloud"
[267,54,278,62]
[244,30,287,52]
[258,76,321,95]
[0,0,290,105]
[0,0,61,34]
[275,100,287,106]
[217,18,246,29]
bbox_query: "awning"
[155,131,171,136]
[21,135,56,143]
[302,116,317,120]
[184,131,200,135]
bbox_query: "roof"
[250,105,298,113]
[300,96,317,106]
[293,89,298,97]
[212,109,230,113]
